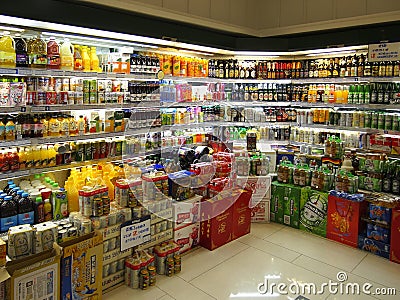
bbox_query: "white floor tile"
[156,275,216,300]
[157,294,176,300]
[190,247,329,300]
[266,227,367,271]
[238,234,301,262]
[103,284,165,300]
[178,240,249,282]
[250,222,285,239]
[352,253,400,292]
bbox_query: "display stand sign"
[368,42,400,62]
[121,215,151,251]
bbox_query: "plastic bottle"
[34,196,45,223]
[47,37,60,69]
[0,118,5,140]
[4,180,14,193]
[81,46,91,72]
[27,36,47,68]
[0,195,18,232]
[49,114,60,137]
[0,31,16,68]
[18,192,34,225]
[14,34,28,68]
[65,177,79,212]
[90,47,100,72]
[60,38,74,71]
[73,45,83,71]
[5,116,16,141]
[77,115,85,135]
[44,198,52,221]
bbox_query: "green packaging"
[283,185,309,229]
[270,182,285,224]
[299,188,328,237]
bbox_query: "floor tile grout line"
[156,289,176,300]
[349,252,369,273]
[187,243,250,283]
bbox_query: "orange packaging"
[188,58,195,77]
[163,55,172,75]
[158,54,164,72]
[172,56,181,76]
[203,59,209,77]
[194,59,201,77]
[180,57,187,76]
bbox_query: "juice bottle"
[0,118,5,140]
[0,31,16,68]
[47,37,60,69]
[49,114,60,137]
[81,46,91,72]
[44,199,52,221]
[53,187,68,220]
[33,114,43,138]
[32,146,41,168]
[77,115,85,135]
[10,149,19,171]
[5,116,16,141]
[39,145,47,167]
[25,146,34,169]
[34,196,45,223]
[17,192,34,225]
[41,114,48,137]
[65,177,79,212]
[69,115,78,136]
[73,45,83,71]
[172,56,181,76]
[48,145,56,166]
[0,195,17,232]
[14,34,28,68]
[60,38,74,71]
[90,46,100,72]
[27,36,47,68]
[19,147,26,170]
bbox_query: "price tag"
[97,72,106,78]
[18,69,33,76]
[116,73,126,78]
[120,216,151,251]
[34,70,49,76]
[20,107,27,112]
[45,106,50,111]
[0,68,17,75]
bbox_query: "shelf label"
[33,70,49,76]
[0,68,17,75]
[369,42,400,62]
[20,106,27,112]
[120,215,151,251]
[18,69,33,76]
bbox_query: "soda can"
[115,236,121,249]
[103,240,110,253]
[37,92,46,105]
[160,221,167,232]
[26,77,36,91]
[75,91,84,104]
[58,229,68,243]
[103,264,110,278]
[59,91,68,105]
[132,207,142,219]
[83,195,92,217]
[67,91,75,105]
[139,269,150,289]
[83,79,90,93]
[122,208,132,222]
[117,258,125,271]
[26,91,36,105]
[166,257,174,277]
[62,78,70,91]
[68,226,78,237]
[148,266,156,286]
[83,92,90,104]
[92,197,103,217]
[109,237,116,251]
[84,142,93,161]
[110,261,118,274]
[92,140,100,160]
[91,216,102,230]
[99,215,109,228]
[108,212,117,226]
[46,91,57,105]
[80,219,92,235]
[102,196,110,215]
[90,92,97,104]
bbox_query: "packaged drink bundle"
[7,224,35,260]
[124,250,155,289]
[142,172,169,201]
[33,221,58,253]
[153,241,181,276]
[78,186,109,217]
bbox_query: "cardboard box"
[6,246,61,300]
[172,195,202,230]
[270,182,287,224]
[237,175,272,199]
[173,222,200,254]
[358,235,390,259]
[200,190,236,251]
[60,233,103,300]
[0,267,8,299]
[327,195,368,248]
[232,190,252,239]
[299,189,328,237]
[250,197,270,223]
[283,185,308,229]
[390,209,400,264]
[0,239,5,267]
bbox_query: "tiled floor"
[104,223,400,300]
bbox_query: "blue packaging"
[358,235,390,259]
[369,204,392,224]
[366,223,390,243]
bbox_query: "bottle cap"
[5,196,12,201]
[17,190,24,196]
[45,199,50,203]
[36,196,43,202]
[22,193,29,198]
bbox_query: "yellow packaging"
[0,239,6,267]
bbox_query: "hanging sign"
[368,42,400,62]
[120,215,151,251]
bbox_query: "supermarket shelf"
[291,77,370,84]
[0,139,31,148]
[30,103,143,112]
[136,229,173,251]
[294,123,400,136]
[0,170,30,180]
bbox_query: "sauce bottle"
[14,34,28,68]
[0,195,18,232]
[47,37,60,69]
[34,196,45,223]
[18,192,34,225]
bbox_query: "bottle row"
[207,54,400,79]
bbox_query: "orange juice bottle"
[163,55,172,75]
[188,58,195,77]
[47,37,60,69]
[90,47,100,72]
[18,147,26,170]
[5,116,16,141]
[81,46,91,72]
[73,45,83,71]
[0,31,16,68]
[172,56,181,76]
[48,145,56,166]
[49,114,60,137]
[342,85,349,103]
[180,57,187,76]
[60,38,74,71]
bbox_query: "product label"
[1,215,17,232]
[16,53,28,65]
[18,211,34,225]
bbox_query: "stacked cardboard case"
[172,195,202,254]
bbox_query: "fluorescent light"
[305,50,357,57]
[296,45,368,56]
[234,51,289,56]
[0,25,24,32]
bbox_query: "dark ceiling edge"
[1,0,400,51]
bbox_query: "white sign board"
[368,42,400,62]
[120,215,151,251]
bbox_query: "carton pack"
[250,196,270,223]
[7,225,35,260]
[390,209,400,263]
[237,175,272,199]
[299,189,328,237]
[5,245,61,300]
[172,195,201,230]
[173,222,200,254]
[232,190,252,239]
[33,222,58,254]
[283,185,309,229]
[270,182,286,223]
[60,233,103,299]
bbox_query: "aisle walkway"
[104,223,400,300]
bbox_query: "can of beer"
[58,229,68,243]
[68,226,78,237]
[117,258,125,271]
[83,194,92,217]
[110,261,118,274]
[148,266,156,286]
[102,196,110,215]
[174,254,181,273]
[108,237,116,251]
[99,215,109,228]
[139,269,150,290]
[92,197,103,217]
[80,219,92,235]
[108,212,117,226]
[103,264,110,278]
[122,208,132,222]
[166,257,174,276]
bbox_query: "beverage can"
[92,197,103,217]
[46,91,57,105]
[68,226,78,237]
[110,261,118,274]
[103,264,110,278]
[80,219,92,235]
[108,212,117,225]
[83,92,90,104]
[102,196,110,215]
[117,258,125,271]
[58,229,68,243]
[83,79,90,93]
[109,237,116,251]
[103,239,110,253]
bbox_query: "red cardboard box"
[390,209,400,263]
[232,190,252,239]
[200,189,236,251]
[327,195,367,248]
